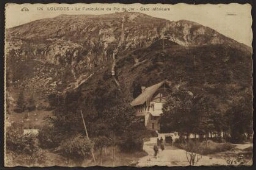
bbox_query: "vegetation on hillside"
[5,12,252,166]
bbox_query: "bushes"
[119,136,144,153]
[199,140,234,155]
[58,135,94,162]
[118,128,151,153]
[6,123,45,165]
[6,123,38,155]
[38,126,63,149]
[175,139,234,155]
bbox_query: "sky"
[5,3,252,46]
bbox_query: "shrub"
[118,130,149,153]
[6,123,24,153]
[13,108,24,113]
[6,125,39,155]
[6,123,45,165]
[199,140,234,155]
[119,136,144,153]
[38,126,62,149]
[175,139,234,155]
[176,140,202,166]
[58,135,94,162]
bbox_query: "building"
[130,80,171,131]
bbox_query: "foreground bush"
[6,123,38,155]
[175,139,234,155]
[6,123,46,165]
[38,126,63,149]
[119,135,144,153]
[58,135,94,163]
[118,128,152,153]
[199,140,234,155]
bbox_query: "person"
[160,137,163,144]
[170,136,173,146]
[160,137,164,151]
[157,138,160,146]
[160,143,165,150]
[153,144,158,157]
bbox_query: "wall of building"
[145,113,160,131]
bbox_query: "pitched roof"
[130,80,168,106]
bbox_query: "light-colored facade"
[131,81,171,131]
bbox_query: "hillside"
[74,39,252,116]
[5,11,252,123]
[5,12,251,104]
[5,11,253,167]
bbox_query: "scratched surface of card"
[4,3,253,167]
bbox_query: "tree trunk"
[100,147,103,166]
[112,146,115,167]
[80,110,96,163]
[186,133,189,142]
[104,147,107,154]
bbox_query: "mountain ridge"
[5,12,252,107]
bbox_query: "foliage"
[14,90,26,113]
[58,135,94,162]
[180,140,202,166]
[27,95,36,112]
[175,139,234,156]
[38,126,63,149]
[47,79,151,155]
[161,89,222,136]
[199,140,234,155]
[118,121,150,153]
[48,93,64,109]
[132,81,142,99]
[160,85,252,143]
[6,122,44,165]
[225,95,253,143]
[224,152,250,165]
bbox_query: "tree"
[27,95,36,111]
[132,81,142,99]
[6,122,45,166]
[160,89,222,140]
[225,96,253,143]
[184,141,202,166]
[45,77,152,166]
[160,90,197,137]
[58,135,94,165]
[15,90,26,113]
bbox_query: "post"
[163,38,164,51]
[80,110,96,163]
[112,145,115,167]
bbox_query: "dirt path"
[234,143,252,150]
[137,138,227,167]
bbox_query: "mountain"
[5,12,252,111]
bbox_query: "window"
[151,116,157,120]
[152,123,154,130]
[151,103,154,111]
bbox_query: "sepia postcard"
[4,3,253,167]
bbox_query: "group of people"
[153,137,165,157]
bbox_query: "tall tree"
[225,96,253,143]
[160,89,222,139]
[132,81,142,99]
[27,95,36,111]
[15,90,26,112]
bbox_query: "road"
[137,137,228,167]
